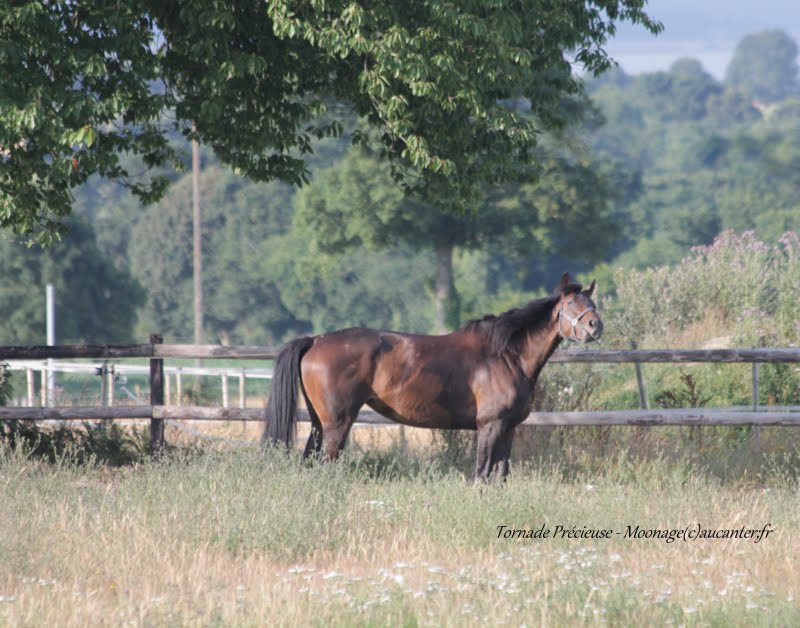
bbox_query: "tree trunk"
[433,242,460,334]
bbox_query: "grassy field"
[1,434,799,627]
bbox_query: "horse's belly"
[365,397,477,430]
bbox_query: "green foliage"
[608,230,799,346]
[1,0,660,243]
[585,32,800,269]
[0,1,175,243]
[8,23,797,345]
[293,142,620,330]
[276,237,438,334]
[269,0,660,212]
[725,30,800,102]
[654,373,711,409]
[0,216,145,343]
[1,421,149,466]
[634,59,722,123]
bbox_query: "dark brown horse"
[262,273,602,480]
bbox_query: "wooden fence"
[2,338,800,450]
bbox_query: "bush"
[1,421,150,466]
[608,230,800,347]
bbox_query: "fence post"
[632,341,649,410]
[108,365,115,406]
[239,371,246,409]
[40,367,47,407]
[164,372,171,405]
[176,369,183,406]
[100,362,108,407]
[752,362,760,412]
[221,373,229,408]
[26,368,34,406]
[752,356,761,452]
[149,334,165,452]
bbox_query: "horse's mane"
[462,283,583,356]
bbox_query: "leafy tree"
[661,59,722,121]
[724,29,800,102]
[272,234,438,334]
[127,164,308,343]
[580,31,800,277]
[294,144,618,331]
[270,0,660,214]
[0,0,337,244]
[0,217,145,343]
[1,0,660,243]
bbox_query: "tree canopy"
[294,140,618,331]
[725,30,800,103]
[1,0,660,243]
[5,24,799,345]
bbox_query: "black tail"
[262,336,315,449]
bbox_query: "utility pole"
[192,131,204,351]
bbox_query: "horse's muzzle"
[583,319,603,343]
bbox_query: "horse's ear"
[583,279,596,298]
[560,273,571,292]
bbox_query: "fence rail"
[3,405,800,427]
[3,341,800,451]
[2,344,800,362]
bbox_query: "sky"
[603,0,800,79]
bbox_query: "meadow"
[1,434,799,627]
[2,230,800,625]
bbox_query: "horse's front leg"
[493,426,516,481]
[474,420,503,482]
[474,422,516,483]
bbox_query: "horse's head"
[556,273,603,343]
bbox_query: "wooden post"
[100,362,108,407]
[149,334,165,452]
[752,362,760,412]
[238,371,246,409]
[107,365,115,406]
[221,373,229,408]
[164,372,171,405]
[632,341,649,410]
[752,359,762,452]
[40,367,47,407]
[26,368,34,406]
[176,369,183,406]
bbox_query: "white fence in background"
[5,360,273,409]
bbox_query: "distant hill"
[605,0,800,78]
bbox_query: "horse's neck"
[517,314,562,382]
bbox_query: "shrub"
[609,230,799,347]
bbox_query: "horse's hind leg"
[303,409,323,459]
[301,382,362,461]
[299,347,371,462]
[321,417,356,461]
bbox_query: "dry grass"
[1,440,799,626]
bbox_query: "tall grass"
[1,441,799,626]
[2,230,799,624]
